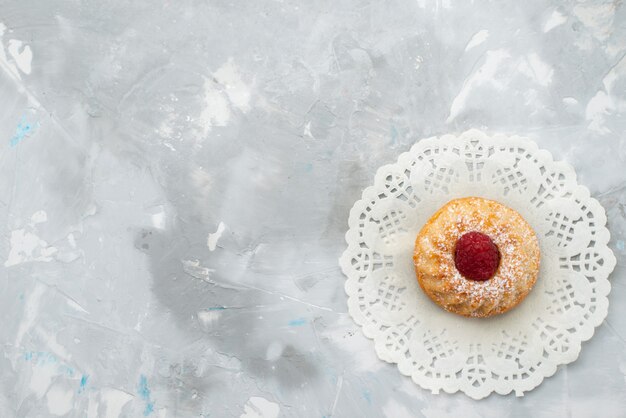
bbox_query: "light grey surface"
[1,1,626,417]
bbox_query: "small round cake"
[413,197,540,318]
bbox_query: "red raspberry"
[454,231,500,281]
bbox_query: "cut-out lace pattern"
[340,130,616,399]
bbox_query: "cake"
[413,197,540,318]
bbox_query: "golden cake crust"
[413,197,540,318]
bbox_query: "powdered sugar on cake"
[414,197,541,318]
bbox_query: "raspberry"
[454,231,500,281]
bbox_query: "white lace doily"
[339,129,616,399]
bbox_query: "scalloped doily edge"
[339,129,617,399]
